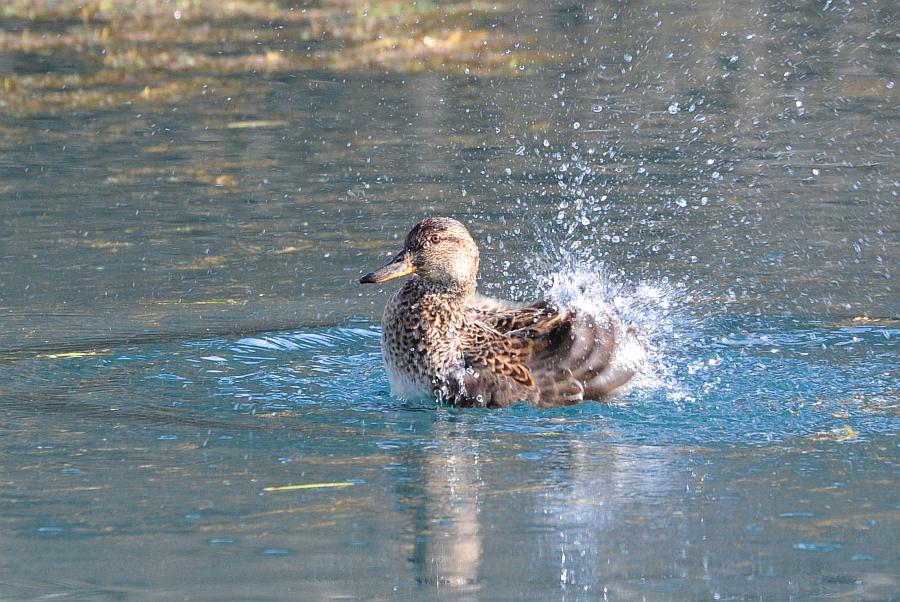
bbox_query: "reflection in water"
[406,419,684,597]
[410,420,483,593]
[531,441,680,596]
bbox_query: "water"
[2,317,897,598]
[1,0,898,599]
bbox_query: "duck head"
[359,217,480,294]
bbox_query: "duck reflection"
[401,417,483,594]
[398,416,681,597]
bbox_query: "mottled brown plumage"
[359,217,642,407]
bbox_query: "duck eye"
[430,234,441,244]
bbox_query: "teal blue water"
[2,310,896,599]
[1,0,898,598]
[8,314,896,446]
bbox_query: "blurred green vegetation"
[0,0,540,114]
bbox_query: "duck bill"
[359,250,416,284]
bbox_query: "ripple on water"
[7,308,895,447]
[83,310,888,447]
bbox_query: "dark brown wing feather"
[456,298,638,407]
[466,295,552,333]
[521,308,634,406]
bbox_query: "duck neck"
[422,277,475,302]
[406,276,474,315]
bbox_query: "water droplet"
[573,121,581,130]
[592,103,603,113]
[667,102,680,115]
[812,168,820,176]
[623,54,633,62]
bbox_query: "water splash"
[483,127,706,402]
[524,246,692,399]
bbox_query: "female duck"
[360,217,641,407]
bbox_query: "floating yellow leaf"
[226,120,287,129]
[214,174,237,187]
[264,482,355,492]
[187,299,243,305]
[834,426,859,441]
[146,299,244,306]
[38,350,107,359]
[83,239,133,250]
[809,426,859,442]
[185,299,240,305]
[272,245,309,255]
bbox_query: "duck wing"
[452,303,638,407]
[465,294,553,333]
[519,308,637,406]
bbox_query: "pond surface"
[1,0,898,599]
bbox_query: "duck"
[359,217,642,407]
